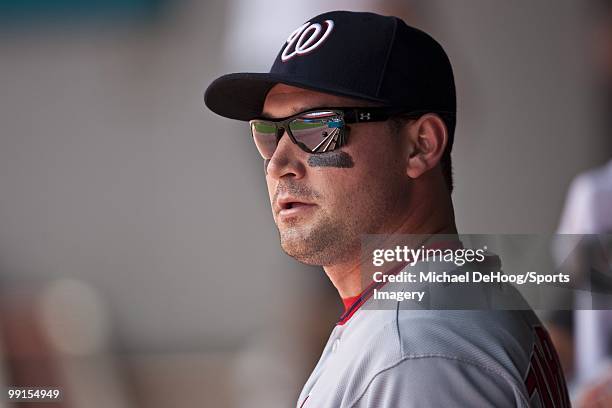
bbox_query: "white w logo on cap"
[281,20,334,62]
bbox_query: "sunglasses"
[249,107,422,159]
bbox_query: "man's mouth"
[280,201,309,210]
[276,197,317,219]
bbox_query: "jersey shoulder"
[340,308,541,407]
[394,309,537,378]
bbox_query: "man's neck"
[323,184,457,299]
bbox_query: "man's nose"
[265,130,306,180]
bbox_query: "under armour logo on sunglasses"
[359,112,371,121]
[281,20,334,62]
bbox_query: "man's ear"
[405,113,448,179]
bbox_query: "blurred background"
[0,0,610,406]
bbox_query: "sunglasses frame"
[249,107,426,157]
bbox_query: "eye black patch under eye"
[307,151,354,168]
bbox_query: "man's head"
[204,10,457,266]
[260,84,450,265]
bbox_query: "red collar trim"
[336,239,463,326]
[337,261,404,325]
[342,295,361,313]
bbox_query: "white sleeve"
[557,173,597,234]
[351,356,527,408]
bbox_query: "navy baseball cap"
[204,10,455,123]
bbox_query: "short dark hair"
[389,112,455,193]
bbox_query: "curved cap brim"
[204,72,389,121]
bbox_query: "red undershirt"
[342,295,361,313]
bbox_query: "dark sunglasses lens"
[289,112,344,153]
[251,121,278,159]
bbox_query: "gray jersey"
[297,261,570,407]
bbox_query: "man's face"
[261,84,411,266]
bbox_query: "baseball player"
[205,10,570,407]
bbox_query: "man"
[205,10,570,407]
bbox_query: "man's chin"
[279,235,324,265]
[278,229,355,266]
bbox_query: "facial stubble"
[276,176,397,267]
[272,135,405,266]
